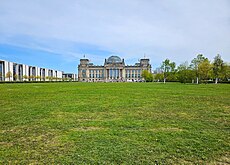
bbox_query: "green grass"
[0,82,229,164]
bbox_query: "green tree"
[161,59,176,83]
[154,73,164,82]
[213,54,224,84]
[141,70,153,82]
[23,75,28,81]
[28,75,35,81]
[45,76,49,80]
[36,76,41,81]
[191,54,206,84]
[220,63,230,81]
[5,71,12,81]
[177,62,195,83]
[13,74,18,81]
[50,77,54,81]
[198,58,212,83]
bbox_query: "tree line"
[2,72,73,82]
[142,54,230,83]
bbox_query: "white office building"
[63,73,77,81]
[0,59,63,82]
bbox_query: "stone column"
[122,69,125,80]
[109,68,112,79]
[104,69,106,81]
[119,69,121,79]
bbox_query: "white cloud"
[0,0,229,68]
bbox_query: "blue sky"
[0,0,230,73]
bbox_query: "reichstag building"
[78,56,151,82]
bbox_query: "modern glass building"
[78,56,151,82]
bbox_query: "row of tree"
[142,54,229,83]
[1,72,73,81]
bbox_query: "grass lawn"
[0,82,229,164]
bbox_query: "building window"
[101,70,104,78]
[42,69,45,79]
[128,70,131,78]
[116,69,118,78]
[132,70,134,78]
[89,70,92,78]
[96,70,99,78]
[18,65,23,81]
[82,69,86,78]
[109,69,112,79]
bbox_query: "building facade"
[63,73,77,81]
[0,59,63,81]
[78,56,151,82]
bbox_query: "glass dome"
[107,56,122,63]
